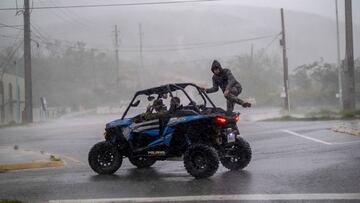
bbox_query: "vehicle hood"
[106,118,132,129]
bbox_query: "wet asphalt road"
[0,114,360,203]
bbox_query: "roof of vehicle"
[121,83,217,119]
[135,83,200,96]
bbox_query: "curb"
[0,146,66,171]
[0,160,65,171]
[331,126,360,136]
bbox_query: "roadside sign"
[40,97,47,112]
[280,91,286,98]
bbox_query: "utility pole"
[280,8,290,112]
[343,0,356,110]
[23,0,33,123]
[335,0,343,109]
[114,25,120,87]
[138,23,144,87]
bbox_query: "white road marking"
[49,193,360,203]
[281,129,332,145]
[281,129,360,145]
[331,140,360,145]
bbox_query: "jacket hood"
[211,60,223,73]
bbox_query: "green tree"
[226,52,282,105]
[290,59,338,106]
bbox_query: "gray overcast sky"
[0,0,359,67]
[0,0,359,26]
[225,0,359,23]
[0,0,359,21]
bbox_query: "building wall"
[0,73,25,124]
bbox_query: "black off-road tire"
[88,141,122,174]
[220,137,252,170]
[184,144,219,179]
[128,156,156,168]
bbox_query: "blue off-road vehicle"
[88,83,251,178]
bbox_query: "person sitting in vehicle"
[141,98,171,137]
[168,96,181,115]
[141,98,168,121]
[168,97,200,116]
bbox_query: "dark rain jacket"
[206,60,241,94]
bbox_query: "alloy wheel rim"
[97,150,115,167]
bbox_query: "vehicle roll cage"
[121,83,216,119]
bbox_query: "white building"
[0,72,25,124]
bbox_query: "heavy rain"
[0,0,359,202]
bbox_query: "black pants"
[224,84,243,114]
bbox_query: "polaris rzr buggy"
[88,83,251,178]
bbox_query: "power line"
[38,1,86,28]
[30,24,48,39]
[28,26,74,50]
[123,33,278,50]
[0,23,23,27]
[26,24,277,54]
[7,25,278,55]
[46,0,93,29]
[29,31,112,53]
[0,22,23,30]
[28,25,275,53]
[258,32,281,57]
[0,40,24,80]
[0,30,22,51]
[264,33,281,50]
[0,34,22,40]
[0,0,220,11]
[118,34,278,52]
[30,30,47,45]
[50,0,96,28]
[30,23,76,49]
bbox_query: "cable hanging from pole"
[0,0,220,11]
[118,34,279,52]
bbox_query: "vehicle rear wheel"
[88,141,122,174]
[184,144,219,179]
[128,156,156,168]
[220,137,252,170]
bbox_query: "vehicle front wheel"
[184,144,219,179]
[88,141,122,174]
[220,137,252,170]
[128,156,156,168]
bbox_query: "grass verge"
[0,200,25,203]
[264,109,360,121]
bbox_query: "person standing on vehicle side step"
[201,60,251,114]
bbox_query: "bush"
[0,200,24,203]
[341,110,356,118]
